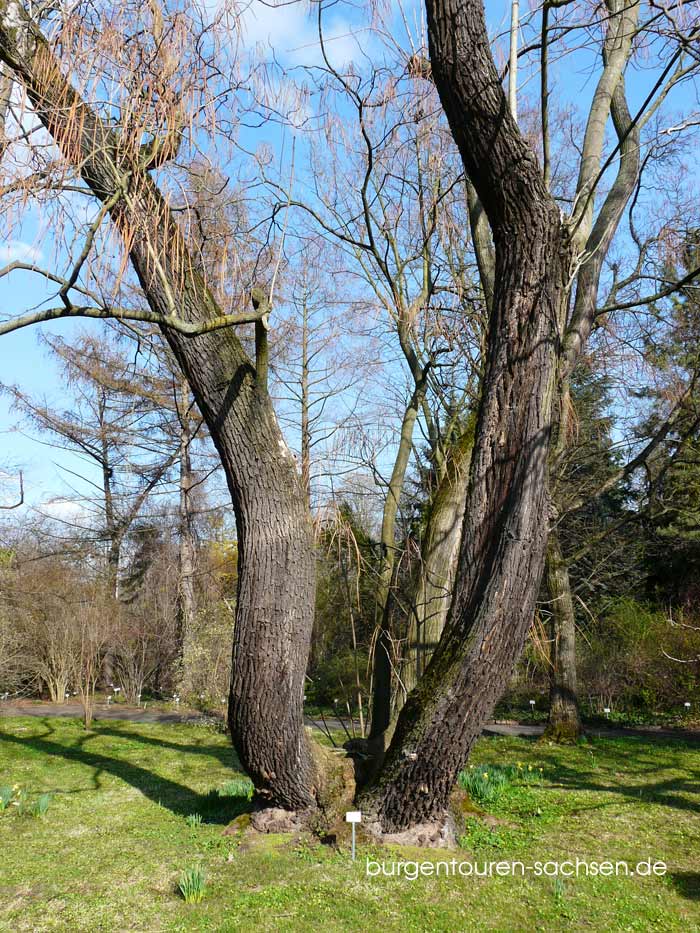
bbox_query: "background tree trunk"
[370,376,428,739]
[176,381,198,696]
[402,427,473,698]
[543,531,581,741]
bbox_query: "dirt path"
[0,702,201,724]
[483,722,700,743]
[2,701,699,743]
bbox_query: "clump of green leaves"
[458,762,544,806]
[15,787,31,816]
[459,767,510,805]
[30,793,52,817]
[178,865,207,904]
[218,778,254,801]
[0,786,14,811]
[458,817,505,850]
[1,785,52,817]
[185,813,202,829]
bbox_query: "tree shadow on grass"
[669,872,700,900]
[0,722,251,825]
[533,753,700,815]
[85,723,239,770]
[478,733,700,815]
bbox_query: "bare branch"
[0,470,23,509]
[0,304,268,338]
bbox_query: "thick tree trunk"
[0,6,320,811]
[543,531,581,742]
[402,427,473,698]
[358,0,572,832]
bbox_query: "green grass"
[1,716,699,931]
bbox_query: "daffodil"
[482,773,489,780]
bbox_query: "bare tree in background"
[3,332,180,596]
[266,23,486,739]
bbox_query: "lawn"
[0,716,698,931]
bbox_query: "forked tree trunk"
[359,0,572,831]
[402,427,473,698]
[543,531,581,742]
[0,6,319,811]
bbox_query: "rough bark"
[0,3,319,811]
[358,0,572,832]
[543,530,581,742]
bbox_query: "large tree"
[1,0,698,837]
[357,0,698,832]
[0,0,322,811]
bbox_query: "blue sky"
[1,0,698,512]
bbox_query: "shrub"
[178,865,207,904]
[580,598,700,712]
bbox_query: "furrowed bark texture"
[0,4,318,810]
[359,0,572,830]
[543,530,581,741]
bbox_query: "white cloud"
[0,240,43,264]
[240,0,311,50]
[239,1,365,68]
[40,498,92,526]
